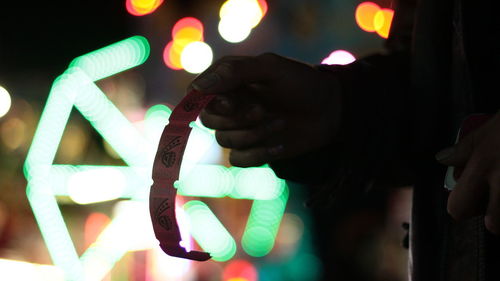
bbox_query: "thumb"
[435,134,474,166]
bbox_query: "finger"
[204,95,236,116]
[215,119,285,149]
[447,155,489,220]
[200,104,267,130]
[485,171,500,235]
[229,144,285,167]
[216,128,268,149]
[191,53,283,94]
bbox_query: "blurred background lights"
[374,8,394,38]
[355,2,380,32]
[321,50,356,65]
[355,2,394,38]
[183,200,237,261]
[172,17,204,39]
[218,0,267,43]
[180,41,213,74]
[222,259,257,281]
[1,117,27,150]
[126,0,164,16]
[67,167,126,204]
[218,16,253,43]
[164,17,211,72]
[0,85,12,118]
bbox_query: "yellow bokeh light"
[126,0,163,16]
[374,9,394,38]
[355,2,380,32]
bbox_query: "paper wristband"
[444,113,493,190]
[150,89,214,261]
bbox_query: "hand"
[188,53,342,167]
[436,112,500,234]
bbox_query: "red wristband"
[150,90,214,261]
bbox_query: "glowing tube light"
[70,68,151,167]
[184,200,237,261]
[242,185,288,257]
[24,72,83,181]
[69,36,150,81]
[27,183,85,281]
[144,104,172,144]
[24,36,151,281]
[176,165,233,197]
[231,167,285,200]
[0,258,65,281]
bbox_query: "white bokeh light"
[220,0,263,28]
[180,41,213,74]
[218,15,252,43]
[0,86,12,118]
[321,50,356,65]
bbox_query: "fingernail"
[266,119,285,133]
[268,144,284,156]
[192,73,220,90]
[435,147,455,161]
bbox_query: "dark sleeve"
[270,0,417,189]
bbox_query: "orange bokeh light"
[257,0,268,16]
[164,17,207,70]
[172,17,204,39]
[374,8,394,38]
[84,212,110,248]
[163,41,183,70]
[355,2,381,32]
[222,260,257,281]
[126,0,164,16]
[355,2,394,38]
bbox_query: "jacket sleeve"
[269,0,417,190]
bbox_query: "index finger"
[190,53,283,94]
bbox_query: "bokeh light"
[1,117,27,150]
[355,2,394,39]
[355,2,380,32]
[184,200,237,261]
[218,0,266,43]
[223,259,258,281]
[164,17,212,72]
[126,0,164,16]
[180,41,213,74]
[163,41,183,70]
[68,167,126,204]
[321,50,356,65]
[172,17,204,39]
[218,16,253,43]
[374,8,394,38]
[0,85,12,118]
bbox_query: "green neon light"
[176,165,233,197]
[69,36,150,81]
[25,35,289,281]
[242,185,289,257]
[24,36,151,281]
[183,200,237,261]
